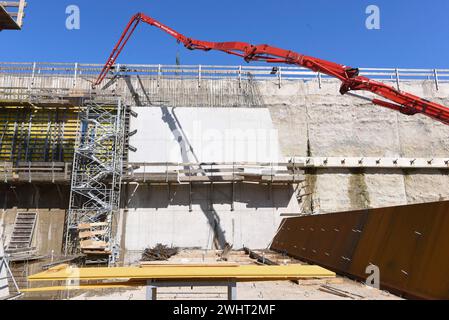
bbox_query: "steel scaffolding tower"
[64,97,125,264]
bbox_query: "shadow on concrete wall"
[0,184,70,209]
[123,184,292,210]
[200,203,228,250]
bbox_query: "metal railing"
[127,161,301,184]
[2,157,448,184]
[0,62,448,88]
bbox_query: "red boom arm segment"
[95,13,449,126]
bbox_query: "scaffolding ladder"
[64,97,125,265]
[6,212,36,251]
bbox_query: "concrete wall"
[260,80,449,212]
[0,182,299,258]
[123,104,293,253]
[119,183,300,261]
[129,107,281,164]
[0,184,68,256]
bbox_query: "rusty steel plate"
[271,200,449,299]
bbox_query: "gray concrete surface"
[120,183,300,259]
[129,107,281,164]
[0,184,69,256]
[264,80,449,212]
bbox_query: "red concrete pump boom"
[95,13,449,126]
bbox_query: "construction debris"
[318,285,365,300]
[219,243,233,261]
[243,248,301,285]
[41,256,83,270]
[141,244,179,262]
[5,247,44,263]
[78,223,111,258]
[244,247,278,266]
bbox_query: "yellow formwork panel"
[28,264,336,282]
[22,282,145,293]
[0,107,80,162]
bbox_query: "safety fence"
[0,62,448,88]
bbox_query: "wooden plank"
[78,222,108,230]
[14,168,63,171]
[28,264,336,282]
[79,230,107,239]
[4,246,35,254]
[0,2,22,7]
[8,254,46,262]
[17,161,66,167]
[261,175,305,182]
[42,256,81,270]
[82,250,111,255]
[140,262,239,267]
[80,240,108,250]
[21,281,146,293]
[178,176,244,182]
[16,0,25,27]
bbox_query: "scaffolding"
[0,0,27,30]
[64,97,125,264]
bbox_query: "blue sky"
[1,0,449,68]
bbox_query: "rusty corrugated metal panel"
[271,201,449,300]
[274,212,367,273]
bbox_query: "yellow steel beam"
[28,265,335,282]
[22,281,145,293]
[139,262,240,267]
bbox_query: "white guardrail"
[0,62,448,88]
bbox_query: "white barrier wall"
[128,107,281,164]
